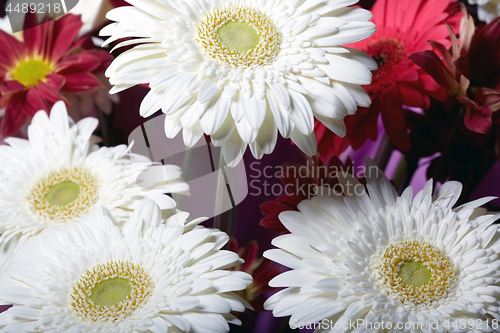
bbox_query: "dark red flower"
[314,120,351,163]
[410,10,500,134]
[260,157,361,233]
[0,14,112,137]
[228,238,282,312]
[335,0,461,152]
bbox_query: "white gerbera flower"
[0,101,189,270]
[101,0,376,166]
[0,200,252,332]
[264,158,500,332]
[468,0,500,23]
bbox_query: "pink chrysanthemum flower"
[321,0,461,152]
[0,14,112,137]
[411,9,500,134]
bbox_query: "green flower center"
[44,180,80,207]
[217,21,260,51]
[196,5,281,68]
[398,261,431,287]
[371,239,459,309]
[90,277,132,306]
[28,168,99,224]
[71,261,155,323]
[12,59,52,87]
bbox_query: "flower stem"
[374,134,394,172]
[277,317,298,333]
[431,106,466,183]
[95,103,111,146]
[398,158,419,193]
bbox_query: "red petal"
[44,74,66,91]
[464,108,492,134]
[398,83,426,108]
[259,215,288,233]
[47,15,83,63]
[420,72,448,101]
[260,199,293,215]
[1,80,25,95]
[457,95,481,111]
[23,13,43,54]
[316,122,350,164]
[1,94,29,137]
[37,81,67,105]
[475,88,500,112]
[56,53,102,73]
[228,238,238,253]
[410,51,456,91]
[61,73,101,92]
[0,31,25,68]
[86,50,113,73]
[24,88,51,116]
[241,241,258,272]
[381,95,406,131]
[453,56,470,79]
[109,0,130,7]
[347,104,379,150]
[398,68,419,82]
[1,87,51,137]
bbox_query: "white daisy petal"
[221,129,246,168]
[266,158,500,331]
[0,202,251,332]
[200,93,231,135]
[198,79,221,104]
[468,0,500,23]
[290,127,317,157]
[0,103,189,272]
[101,0,375,165]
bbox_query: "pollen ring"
[26,167,99,224]
[196,5,281,68]
[371,239,459,309]
[70,261,155,323]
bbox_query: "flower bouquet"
[0,0,499,331]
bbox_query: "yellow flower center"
[27,168,99,224]
[371,240,459,309]
[70,261,155,323]
[11,59,52,87]
[196,5,281,68]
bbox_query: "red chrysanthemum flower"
[317,0,461,153]
[228,238,282,312]
[411,9,500,134]
[0,14,112,137]
[260,157,361,233]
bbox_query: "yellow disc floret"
[12,59,53,87]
